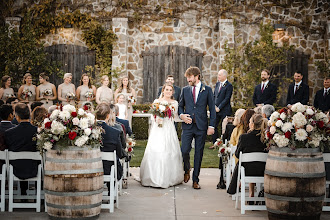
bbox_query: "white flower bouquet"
[149,100,175,127]
[84,91,94,98]
[265,102,329,151]
[22,88,32,99]
[5,93,15,98]
[43,89,53,96]
[125,136,136,156]
[127,95,136,103]
[36,104,104,153]
[215,139,231,164]
[65,92,76,100]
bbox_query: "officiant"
[157,75,181,102]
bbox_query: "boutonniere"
[201,85,206,93]
[265,84,269,89]
[222,82,227,87]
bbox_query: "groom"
[179,66,216,189]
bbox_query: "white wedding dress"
[140,100,184,188]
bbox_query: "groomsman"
[212,69,233,144]
[158,75,181,102]
[252,69,277,106]
[286,71,309,107]
[314,77,330,112]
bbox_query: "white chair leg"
[226,163,231,190]
[241,169,246,215]
[0,166,5,212]
[109,168,115,213]
[8,166,13,212]
[36,165,41,212]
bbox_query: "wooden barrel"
[264,147,326,220]
[44,146,104,219]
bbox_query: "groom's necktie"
[261,83,265,93]
[192,86,196,104]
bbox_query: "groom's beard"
[188,80,196,86]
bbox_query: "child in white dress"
[115,93,128,120]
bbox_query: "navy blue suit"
[179,83,216,183]
[212,81,233,143]
[116,117,132,136]
[314,89,330,112]
[98,121,123,180]
[286,82,309,105]
[158,85,181,102]
[252,82,277,106]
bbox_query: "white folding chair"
[235,152,268,214]
[230,145,237,200]
[0,150,7,212]
[101,151,119,213]
[323,153,330,211]
[8,151,42,212]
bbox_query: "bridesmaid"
[114,76,136,127]
[58,73,76,105]
[17,73,36,105]
[96,75,113,105]
[36,73,57,109]
[76,73,96,107]
[0,75,15,101]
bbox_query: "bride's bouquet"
[149,100,175,127]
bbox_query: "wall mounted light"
[274,23,286,31]
[64,23,73,29]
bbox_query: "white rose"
[44,141,53,150]
[306,108,314,115]
[159,105,166,112]
[50,109,60,120]
[306,124,313,132]
[37,127,42,133]
[281,122,293,133]
[84,128,92,136]
[270,112,280,123]
[74,135,89,147]
[268,120,272,126]
[308,134,323,147]
[291,102,306,112]
[280,113,286,120]
[273,134,289,148]
[59,110,71,121]
[44,118,50,123]
[295,128,308,141]
[72,117,80,126]
[292,112,307,128]
[79,118,89,129]
[51,121,66,135]
[86,113,95,124]
[62,104,76,113]
[78,108,85,116]
[270,126,276,134]
[275,120,283,128]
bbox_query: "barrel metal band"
[265,193,325,202]
[45,168,103,175]
[46,202,102,210]
[44,188,104,197]
[267,155,324,162]
[265,170,325,178]
[267,207,292,215]
[46,157,101,163]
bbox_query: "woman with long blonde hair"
[76,73,96,107]
[114,76,136,127]
[17,73,36,105]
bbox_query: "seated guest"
[261,104,275,120]
[229,109,255,146]
[6,97,19,125]
[30,101,44,112]
[114,104,132,136]
[95,103,123,194]
[31,106,48,127]
[5,103,38,195]
[227,114,268,196]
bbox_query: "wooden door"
[141,45,203,103]
[44,44,96,87]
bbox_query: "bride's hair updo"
[160,83,174,99]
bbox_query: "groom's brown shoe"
[193,182,201,189]
[184,169,191,183]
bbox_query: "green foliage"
[315,59,330,79]
[0,15,61,87]
[222,23,294,107]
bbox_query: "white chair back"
[323,153,330,211]
[0,150,7,212]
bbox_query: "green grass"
[130,140,220,168]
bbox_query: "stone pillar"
[112,18,128,79]
[218,19,234,66]
[5,17,21,36]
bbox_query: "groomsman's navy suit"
[252,82,277,106]
[212,81,233,143]
[158,85,181,102]
[98,121,123,180]
[116,117,132,136]
[179,83,216,183]
[314,88,330,112]
[286,82,309,105]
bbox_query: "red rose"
[317,121,324,128]
[267,132,273,139]
[128,147,132,152]
[71,112,77,117]
[68,131,77,140]
[45,121,52,129]
[285,131,291,139]
[220,148,225,153]
[83,105,89,111]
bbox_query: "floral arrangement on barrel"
[214,138,231,164]
[36,104,104,153]
[149,100,175,127]
[265,102,330,151]
[125,136,136,156]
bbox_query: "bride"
[140,83,184,188]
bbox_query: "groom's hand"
[181,114,192,124]
[207,127,215,135]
